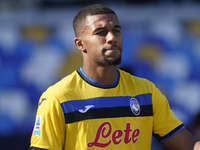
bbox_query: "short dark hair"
[73,4,117,37]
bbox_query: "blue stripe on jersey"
[160,126,185,143]
[153,124,185,142]
[77,68,119,88]
[60,93,152,114]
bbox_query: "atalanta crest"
[130,98,140,115]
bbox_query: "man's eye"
[114,30,121,34]
[96,31,106,35]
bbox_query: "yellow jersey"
[30,68,184,150]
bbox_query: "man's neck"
[82,65,118,86]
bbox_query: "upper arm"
[152,84,183,142]
[151,84,199,149]
[30,91,66,150]
[163,128,198,150]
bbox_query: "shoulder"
[43,70,82,103]
[118,69,155,90]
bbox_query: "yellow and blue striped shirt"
[30,68,184,150]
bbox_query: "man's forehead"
[85,14,120,28]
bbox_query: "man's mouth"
[104,45,122,52]
[103,45,122,57]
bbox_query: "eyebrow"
[93,25,122,33]
[115,25,122,29]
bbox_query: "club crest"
[130,98,140,115]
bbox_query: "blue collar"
[77,67,119,89]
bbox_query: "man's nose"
[106,32,116,44]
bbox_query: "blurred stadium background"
[0,0,200,149]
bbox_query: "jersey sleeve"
[30,91,66,150]
[152,83,184,142]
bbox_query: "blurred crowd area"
[1,0,200,149]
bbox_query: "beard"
[94,45,122,66]
[95,55,122,66]
[103,46,122,66]
[104,56,121,65]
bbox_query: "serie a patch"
[33,116,42,136]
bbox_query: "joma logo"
[88,122,140,148]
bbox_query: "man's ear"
[74,37,87,53]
